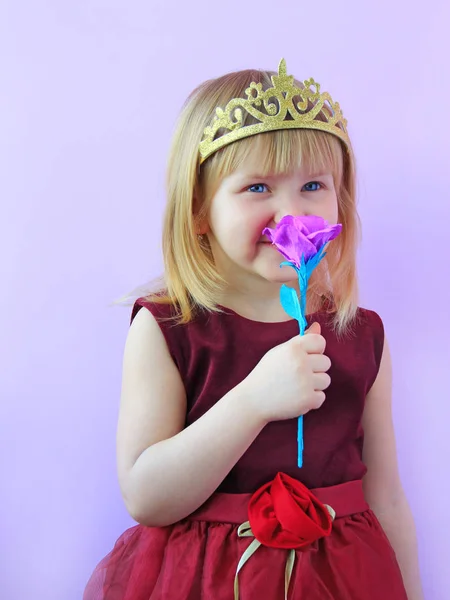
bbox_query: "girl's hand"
[242,322,331,424]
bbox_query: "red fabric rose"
[248,472,333,550]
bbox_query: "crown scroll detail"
[199,59,350,163]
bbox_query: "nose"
[273,196,310,225]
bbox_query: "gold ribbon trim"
[234,521,295,600]
[234,505,335,600]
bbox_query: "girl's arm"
[362,336,424,600]
[116,308,267,527]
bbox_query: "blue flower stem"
[278,250,328,469]
[297,261,310,468]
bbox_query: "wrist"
[228,379,269,430]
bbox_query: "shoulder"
[328,305,384,351]
[129,296,188,373]
[356,306,384,330]
[129,295,223,371]
[323,305,388,407]
[126,299,174,364]
[131,295,179,324]
[354,307,385,350]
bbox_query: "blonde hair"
[118,68,361,335]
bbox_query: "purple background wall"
[1,2,449,599]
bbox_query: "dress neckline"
[216,297,333,326]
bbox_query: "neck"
[218,288,326,323]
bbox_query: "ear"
[196,223,210,235]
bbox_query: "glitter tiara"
[199,59,350,164]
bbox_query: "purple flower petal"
[307,224,342,249]
[275,228,317,264]
[262,215,342,266]
[295,215,329,235]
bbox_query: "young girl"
[84,60,423,599]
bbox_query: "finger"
[305,322,321,335]
[309,390,326,410]
[308,353,331,373]
[313,372,331,391]
[299,333,326,354]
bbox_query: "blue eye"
[302,181,322,192]
[247,183,269,193]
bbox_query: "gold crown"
[199,59,350,164]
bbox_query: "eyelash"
[246,182,323,193]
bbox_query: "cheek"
[248,216,272,244]
[219,202,271,242]
[323,194,339,224]
[330,207,339,225]
[238,204,273,241]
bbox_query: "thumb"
[305,321,321,335]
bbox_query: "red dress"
[84,299,408,600]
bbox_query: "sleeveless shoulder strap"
[357,308,385,392]
[130,297,188,378]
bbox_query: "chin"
[259,266,299,284]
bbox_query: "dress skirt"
[83,476,407,600]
